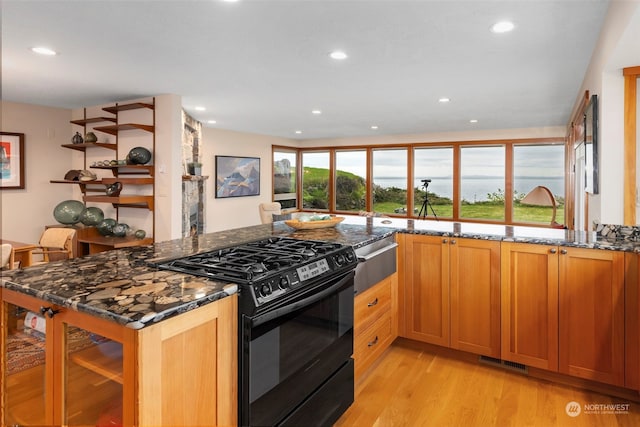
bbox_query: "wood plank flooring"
[335,338,640,427]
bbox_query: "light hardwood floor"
[336,338,640,427]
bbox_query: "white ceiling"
[1,0,613,140]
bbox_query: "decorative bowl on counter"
[284,216,345,230]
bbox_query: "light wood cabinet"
[400,234,500,357]
[558,247,625,386]
[354,273,397,379]
[501,242,627,387]
[501,242,559,370]
[1,288,237,426]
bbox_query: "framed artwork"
[1,132,25,189]
[215,155,260,198]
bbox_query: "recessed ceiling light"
[30,46,57,56]
[438,97,450,103]
[221,0,239,3]
[469,119,478,123]
[208,120,217,124]
[195,106,206,111]
[491,21,515,33]
[329,51,348,60]
[312,110,322,115]
[295,130,302,134]
[371,125,379,130]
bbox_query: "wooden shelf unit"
[60,142,117,152]
[93,123,154,135]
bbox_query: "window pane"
[273,150,297,209]
[460,146,505,220]
[413,147,453,219]
[513,144,565,225]
[335,150,367,212]
[302,151,330,210]
[372,149,407,215]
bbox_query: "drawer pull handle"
[550,248,557,254]
[368,298,379,307]
[40,306,60,318]
[560,249,567,255]
[368,336,379,347]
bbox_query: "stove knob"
[335,254,345,266]
[279,277,289,289]
[260,284,272,297]
[345,251,355,263]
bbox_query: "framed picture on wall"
[215,155,260,198]
[0,132,25,189]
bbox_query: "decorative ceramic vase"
[112,223,129,237]
[96,218,117,236]
[105,182,123,196]
[85,132,98,143]
[127,147,152,165]
[72,132,84,144]
[134,229,146,239]
[53,200,85,225]
[79,207,105,226]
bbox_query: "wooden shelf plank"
[60,142,117,152]
[102,102,154,114]
[70,117,116,126]
[69,342,124,384]
[182,175,210,181]
[93,123,154,136]
[102,177,154,185]
[83,195,154,210]
[90,165,154,177]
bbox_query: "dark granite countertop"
[2,215,636,330]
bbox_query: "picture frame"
[215,155,260,198]
[1,132,25,189]
[584,94,599,194]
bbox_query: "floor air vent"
[478,356,528,374]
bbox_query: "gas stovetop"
[155,237,357,308]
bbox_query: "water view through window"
[286,141,565,224]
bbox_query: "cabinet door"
[500,242,558,370]
[559,247,625,386]
[2,290,52,426]
[402,234,449,346]
[450,238,501,357]
[55,308,136,427]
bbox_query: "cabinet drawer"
[354,313,393,378]
[354,277,391,333]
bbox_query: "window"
[273,149,297,209]
[302,151,330,210]
[335,150,367,212]
[372,148,408,215]
[460,146,505,221]
[513,144,565,225]
[413,147,454,219]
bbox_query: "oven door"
[240,270,355,427]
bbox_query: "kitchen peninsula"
[2,216,639,426]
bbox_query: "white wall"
[570,1,640,225]
[301,126,565,147]
[1,101,73,243]
[202,127,296,231]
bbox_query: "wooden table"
[0,239,38,268]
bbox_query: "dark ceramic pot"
[105,182,123,197]
[72,132,84,144]
[127,147,152,165]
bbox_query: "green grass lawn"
[373,202,565,225]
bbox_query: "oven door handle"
[251,270,354,327]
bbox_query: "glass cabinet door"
[60,318,124,426]
[3,298,49,426]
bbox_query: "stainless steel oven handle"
[357,243,398,262]
[252,270,354,327]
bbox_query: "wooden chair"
[30,228,77,264]
[1,243,14,270]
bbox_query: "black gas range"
[156,236,358,427]
[156,236,357,313]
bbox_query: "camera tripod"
[418,180,438,220]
